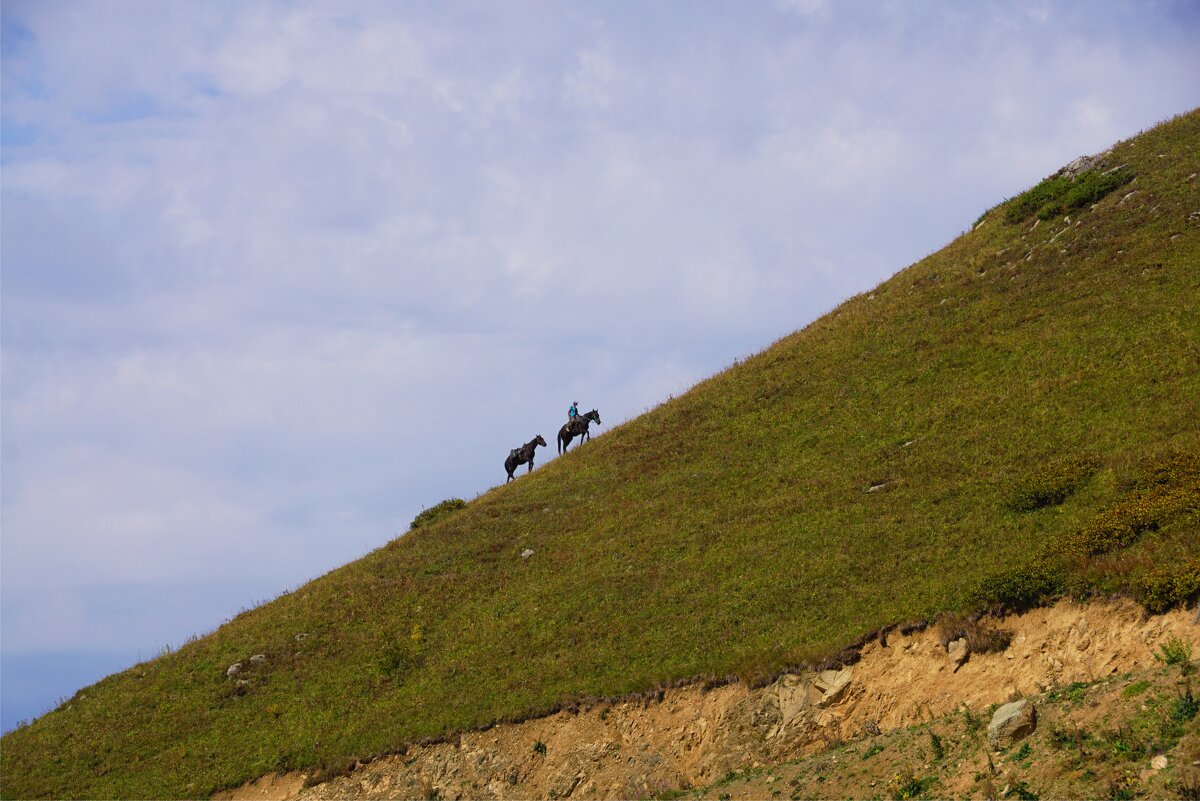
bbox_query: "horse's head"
[586,410,601,425]
[536,434,548,447]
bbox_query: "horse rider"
[567,401,579,427]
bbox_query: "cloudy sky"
[2,0,1197,732]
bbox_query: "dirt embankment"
[217,598,1198,801]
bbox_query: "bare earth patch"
[218,597,1198,800]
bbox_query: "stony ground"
[218,598,1199,800]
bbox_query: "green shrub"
[1056,168,1133,215]
[1156,637,1194,669]
[1003,175,1075,224]
[1137,451,1200,490]
[1063,483,1198,556]
[889,771,935,801]
[973,562,1065,611]
[1006,455,1100,512]
[1172,684,1198,722]
[928,731,944,762]
[410,498,467,530]
[1002,168,1133,224]
[1139,559,1200,614]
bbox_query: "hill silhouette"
[2,110,1198,800]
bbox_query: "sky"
[2,0,1198,733]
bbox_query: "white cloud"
[563,43,623,111]
[775,0,828,17]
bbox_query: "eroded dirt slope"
[218,598,1199,800]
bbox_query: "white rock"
[520,548,535,559]
[988,699,1037,748]
[1151,755,1168,770]
[948,637,970,671]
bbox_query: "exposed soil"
[216,598,1199,800]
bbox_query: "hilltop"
[2,110,1198,800]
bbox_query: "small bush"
[1063,483,1198,556]
[410,498,467,530]
[1156,637,1194,669]
[1172,683,1198,722]
[889,770,935,801]
[1139,559,1200,614]
[928,731,945,761]
[1118,451,1200,493]
[1058,168,1134,214]
[962,704,982,734]
[973,562,1065,612]
[1006,455,1100,512]
[1049,724,1091,752]
[1002,168,1133,224]
[1003,175,1075,224]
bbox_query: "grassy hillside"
[3,111,1199,800]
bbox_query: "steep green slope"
[3,111,1199,800]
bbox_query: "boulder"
[226,662,243,678]
[811,668,853,708]
[988,699,1037,748]
[1060,149,1111,178]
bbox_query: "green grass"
[4,110,1200,799]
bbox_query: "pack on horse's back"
[505,434,548,482]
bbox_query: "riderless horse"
[505,435,548,482]
[557,409,601,454]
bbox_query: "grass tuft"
[1005,455,1099,512]
[409,498,468,530]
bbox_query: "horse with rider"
[558,401,601,454]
